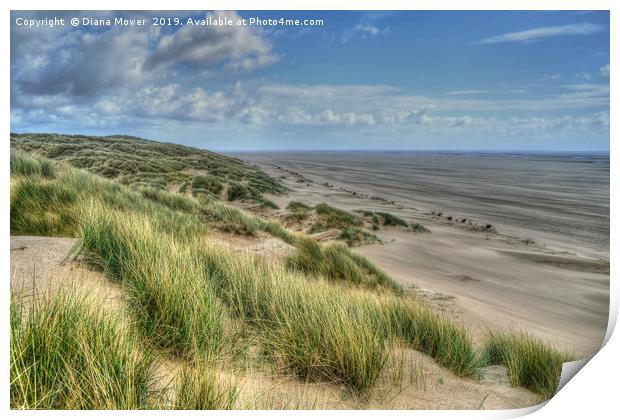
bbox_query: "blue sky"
[10,10,610,151]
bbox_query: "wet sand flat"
[241,152,609,259]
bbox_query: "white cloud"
[146,11,276,71]
[575,71,593,81]
[445,89,527,96]
[11,10,278,105]
[10,11,609,142]
[542,73,563,81]
[341,23,389,43]
[600,64,610,78]
[13,77,609,136]
[476,23,604,44]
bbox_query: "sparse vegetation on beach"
[410,223,431,234]
[339,226,382,246]
[355,209,429,233]
[309,203,363,233]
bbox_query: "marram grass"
[481,331,570,398]
[10,149,571,402]
[78,203,225,358]
[10,288,158,409]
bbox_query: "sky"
[10,10,610,151]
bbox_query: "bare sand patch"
[10,236,124,310]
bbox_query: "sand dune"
[10,235,541,409]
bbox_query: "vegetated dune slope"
[10,134,568,409]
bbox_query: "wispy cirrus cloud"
[445,89,526,96]
[475,23,604,45]
[341,23,389,43]
[341,12,391,43]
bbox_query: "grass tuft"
[384,298,479,377]
[309,203,362,233]
[339,226,382,246]
[410,223,431,233]
[10,149,56,178]
[481,332,569,398]
[78,204,225,358]
[10,288,157,409]
[287,236,401,292]
[376,212,408,227]
[174,362,239,409]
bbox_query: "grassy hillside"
[10,133,285,203]
[10,143,570,409]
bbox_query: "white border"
[2,1,616,419]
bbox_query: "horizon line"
[10,131,609,155]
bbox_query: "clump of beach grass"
[10,149,56,178]
[410,223,431,233]
[285,201,312,224]
[140,186,201,214]
[200,246,389,394]
[287,201,312,211]
[376,211,408,227]
[338,226,382,246]
[382,298,479,377]
[203,198,262,235]
[481,332,569,398]
[192,175,224,196]
[287,236,401,292]
[78,203,225,358]
[309,203,362,233]
[173,361,239,409]
[10,288,157,409]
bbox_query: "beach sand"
[236,152,609,355]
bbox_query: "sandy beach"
[236,151,610,355]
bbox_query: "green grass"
[253,197,280,209]
[140,186,202,214]
[410,223,431,233]
[78,203,225,358]
[339,226,382,246]
[384,299,479,377]
[11,132,285,199]
[354,209,430,233]
[287,201,312,211]
[10,149,56,178]
[200,245,389,394]
[287,236,401,292]
[309,203,363,233]
[481,332,569,398]
[10,148,570,403]
[285,201,311,223]
[173,362,239,409]
[202,198,262,235]
[376,212,408,227]
[227,182,251,201]
[192,175,223,196]
[10,289,157,409]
